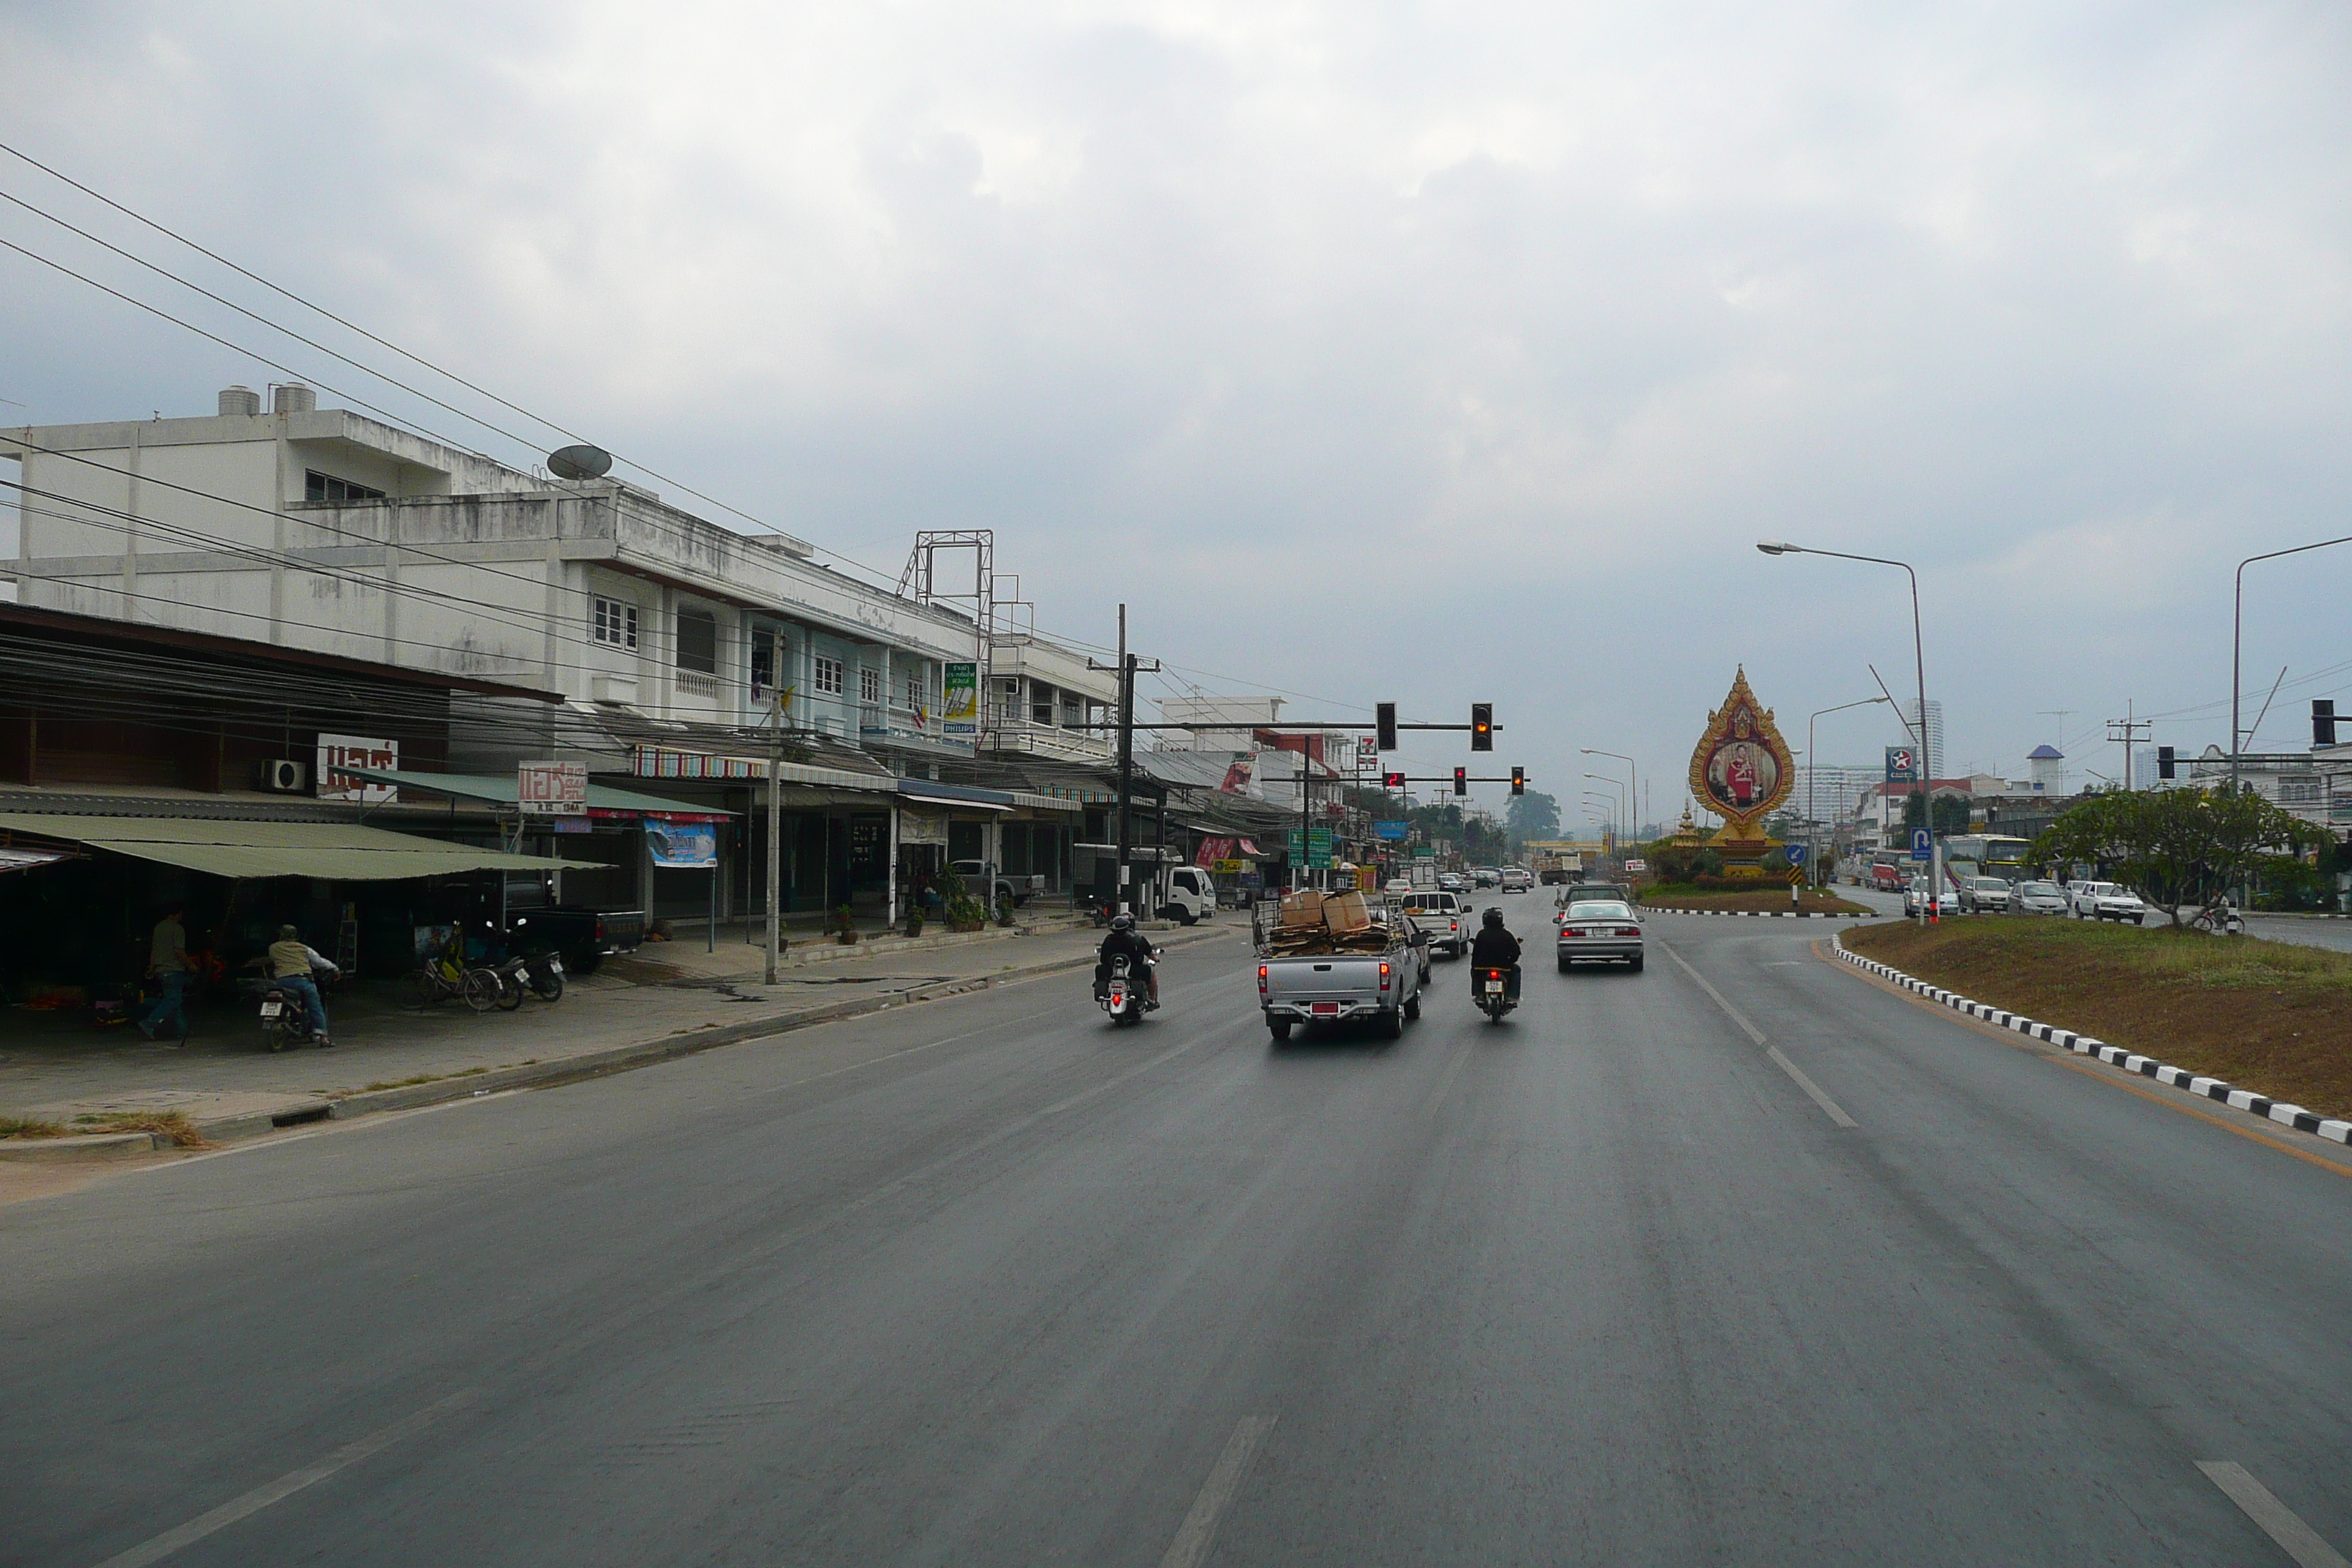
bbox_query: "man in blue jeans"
[137,903,197,1040]
[264,924,340,1046]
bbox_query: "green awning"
[0,813,590,882]
[340,767,728,817]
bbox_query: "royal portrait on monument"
[1686,668,1795,842]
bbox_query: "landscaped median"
[1839,918,2352,1128]
[1637,884,1874,916]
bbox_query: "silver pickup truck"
[1253,898,1425,1042]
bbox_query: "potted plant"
[832,905,859,945]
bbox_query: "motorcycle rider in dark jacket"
[1468,908,1522,1001]
[1096,914,1160,1009]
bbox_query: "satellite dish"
[547,443,614,480]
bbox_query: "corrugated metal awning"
[0,814,590,882]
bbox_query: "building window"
[749,630,774,696]
[304,470,386,505]
[2279,776,2321,804]
[813,655,843,696]
[1031,682,1055,726]
[676,607,717,676]
[860,666,883,706]
[905,673,925,713]
[593,597,638,649]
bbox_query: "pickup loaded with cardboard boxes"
[1250,888,1424,1040]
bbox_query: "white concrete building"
[1,386,1121,921]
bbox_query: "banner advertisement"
[1194,835,1237,868]
[316,735,397,804]
[1373,820,1409,841]
[518,760,588,816]
[943,663,979,736]
[645,819,717,869]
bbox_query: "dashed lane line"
[1158,1415,1277,1568]
[1657,941,1857,1128]
[2196,1461,2351,1568]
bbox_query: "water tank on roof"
[273,383,317,415]
[219,385,260,416]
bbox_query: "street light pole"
[1806,696,1891,886]
[1760,541,1933,921]
[2233,533,2352,796]
[1581,748,1637,843]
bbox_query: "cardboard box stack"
[1262,888,1391,957]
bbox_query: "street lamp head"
[1756,540,1800,556]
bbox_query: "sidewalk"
[0,913,1234,1159]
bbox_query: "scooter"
[490,949,568,1009]
[1098,954,1154,1027]
[1474,964,1518,1024]
[242,973,333,1050]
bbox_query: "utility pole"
[764,685,783,984]
[2107,703,2152,792]
[1088,605,1158,916]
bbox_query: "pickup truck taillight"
[1379,961,1391,989]
[1257,964,1268,995]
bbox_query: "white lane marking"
[1766,1046,1858,1128]
[1424,1044,1474,1115]
[1657,943,1765,1044]
[1660,942,1855,1127]
[2197,1460,2352,1568]
[1159,1414,1276,1568]
[90,1391,470,1568]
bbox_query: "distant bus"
[1942,834,2032,883]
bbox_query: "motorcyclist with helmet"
[1095,912,1160,1009]
[1468,907,1522,1002]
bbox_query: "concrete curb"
[1829,935,2352,1146]
[1646,908,1877,919]
[0,1130,170,1163]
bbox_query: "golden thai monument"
[1686,668,1795,878]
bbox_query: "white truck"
[1252,893,1425,1042]
[1398,890,1471,959]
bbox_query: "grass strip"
[1640,885,1872,914]
[1842,918,2352,1121]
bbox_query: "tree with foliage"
[2032,786,2329,927]
[1504,790,1561,848]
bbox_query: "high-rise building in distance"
[1900,699,1945,780]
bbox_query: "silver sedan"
[1556,900,1644,973]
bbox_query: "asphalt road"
[5,908,2348,1567]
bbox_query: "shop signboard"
[1307,827,1333,869]
[943,663,979,736]
[519,760,587,816]
[1373,820,1409,840]
[316,734,397,804]
[646,819,717,868]
[1213,858,1248,875]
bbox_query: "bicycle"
[410,939,502,1011]
[2187,904,2244,936]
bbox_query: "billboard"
[316,735,397,804]
[645,819,717,868]
[518,760,588,816]
[943,662,979,736]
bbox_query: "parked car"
[1958,876,2010,914]
[950,859,1044,908]
[1556,898,1644,972]
[1500,867,1534,893]
[2067,881,2148,924]
[1903,878,1959,918]
[2010,880,2070,916]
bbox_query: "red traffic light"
[1452,766,1468,796]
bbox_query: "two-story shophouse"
[3,385,1120,926]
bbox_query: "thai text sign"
[317,734,397,804]
[943,663,979,736]
[646,819,717,868]
[518,761,587,816]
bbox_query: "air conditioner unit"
[259,759,308,793]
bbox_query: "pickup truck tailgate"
[1259,954,1401,1020]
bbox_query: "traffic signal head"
[1453,766,1468,796]
[2317,700,2338,747]
[1382,771,1406,789]
[1469,703,1493,752]
[1509,766,1525,796]
[2156,745,2176,780]
[1376,701,1398,750]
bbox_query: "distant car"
[1384,878,1414,897]
[1959,876,2010,914]
[2068,881,2147,924]
[2010,880,2069,916]
[1557,881,1631,909]
[1437,872,1466,893]
[1903,878,1960,918]
[1556,899,1643,972]
[1500,867,1534,892]
[1472,867,1501,888]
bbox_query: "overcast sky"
[4,1,2348,826]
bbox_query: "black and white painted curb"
[1647,908,1877,919]
[1830,936,2352,1146]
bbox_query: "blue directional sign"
[1910,827,1933,862]
[1786,843,1808,865]
[1373,820,1409,841]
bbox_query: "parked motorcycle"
[491,950,567,1008]
[1098,954,1153,1027]
[1474,964,1518,1024]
